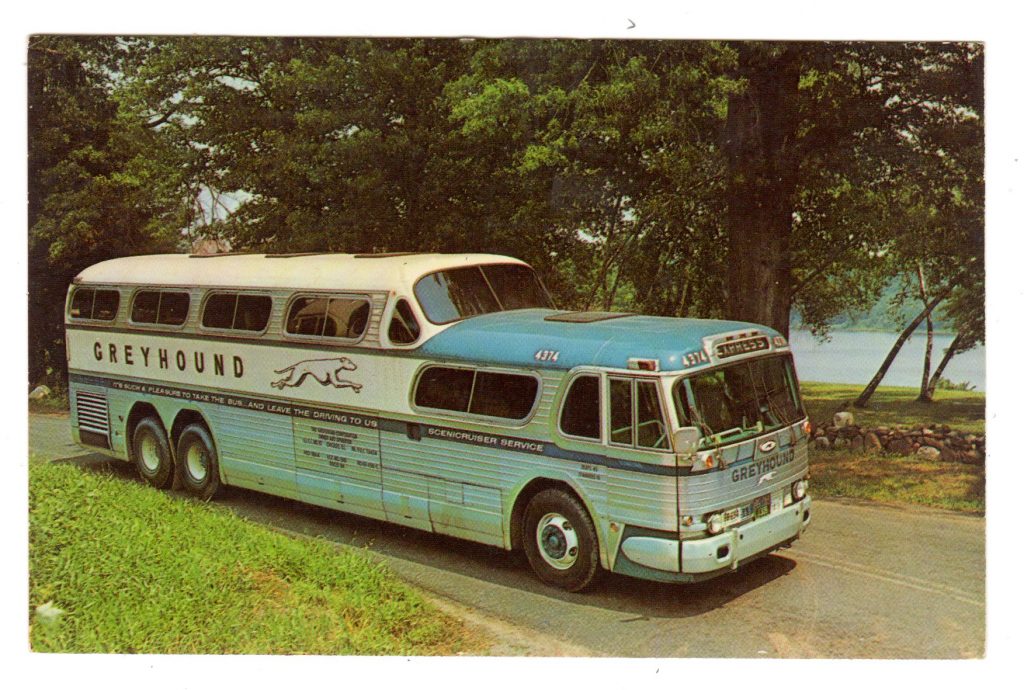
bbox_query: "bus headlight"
[706,513,725,535]
[792,478,808,501]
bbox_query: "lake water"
[788,330,986,392]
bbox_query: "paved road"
[30,414,985,658]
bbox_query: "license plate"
[771,490,784,514]
[752,493,771,519]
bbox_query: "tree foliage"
[28,36,192,387]
[27,37,984,389]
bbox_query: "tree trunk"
[854,289,951,408]
[722,43,803,337]
[603,264,623,311]
[583,195,623,310]
[927,333,964,397]
[916,264,935,402]
[675,279,691,317]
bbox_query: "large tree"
[28,36,193,388]
[721,42,982,340]
[29,37,983,390]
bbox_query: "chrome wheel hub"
[140,434,160,473]
[535,512,579,570]
[186,444,209,482]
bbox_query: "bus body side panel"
[605,467,679,534]
[205,404,298,498]
[381,422,506,545]
[378,370,585,550]
[292,414,385,521]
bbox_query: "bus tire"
[523,489,599,592]
[177,423,221,501]
[132,417,175,490]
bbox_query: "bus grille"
[75,391,110,437]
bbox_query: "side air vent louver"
[76,391,110,448]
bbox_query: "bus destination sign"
[715,336,770,359]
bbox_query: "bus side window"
[559,375,600,440]
[415,366,474,412]
[609,377,634,446]
[324,297,369,339]
[72,284,120,319]
[635,380,669,450]
[203,293,236,329]
[286,297,327,336]
[158,291,190,326]
[132,290,189,326]
[233,295,272,332]
[287,296,369,339]
[70,288,116,320]
[388,299,420,345]
[131,290,160,323]
[469,371,538,421]
[92,290,120,321]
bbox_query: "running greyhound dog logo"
[271,357,362,393]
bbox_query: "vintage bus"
[65,252,811,591]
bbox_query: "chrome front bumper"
[614,496,811,582]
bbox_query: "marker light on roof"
[628,358,659,372]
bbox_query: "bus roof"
[418,309,787,372]
[73,252,529,293]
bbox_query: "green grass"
[801,381,985,513]
[801,381,986,434]
[809,449,985,514]
[29,460,481,654]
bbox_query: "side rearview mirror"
[672,427,702,454]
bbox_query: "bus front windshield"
[672,355,804,447]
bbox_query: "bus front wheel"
[132,417,174,490]
[523,489,599,592]
[177,423,221,501]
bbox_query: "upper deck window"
[285,296,369,340]
[202,293,273,332]
[414,366,540,422]
[69,288,120,321]
[130,290,190,326]
[388,299,421,345]
[414,263,553,325]
[673,355,803,448]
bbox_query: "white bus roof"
[74,253,529,293]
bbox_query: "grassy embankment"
[800,382,985,514]
[29,458,480,654]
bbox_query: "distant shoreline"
[790,326,958,336]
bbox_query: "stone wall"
[810,416,985,465]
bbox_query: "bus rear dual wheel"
[176,423,221,501]
[523,489,600,592]
[131,417,220,500]
[132,417,174,490]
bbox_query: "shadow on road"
[54,452,796,619]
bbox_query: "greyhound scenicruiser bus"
[65,252,811,591]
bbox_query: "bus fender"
[506,471,610,571]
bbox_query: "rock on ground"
[29,385,52,400]
[834,411,855,428]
